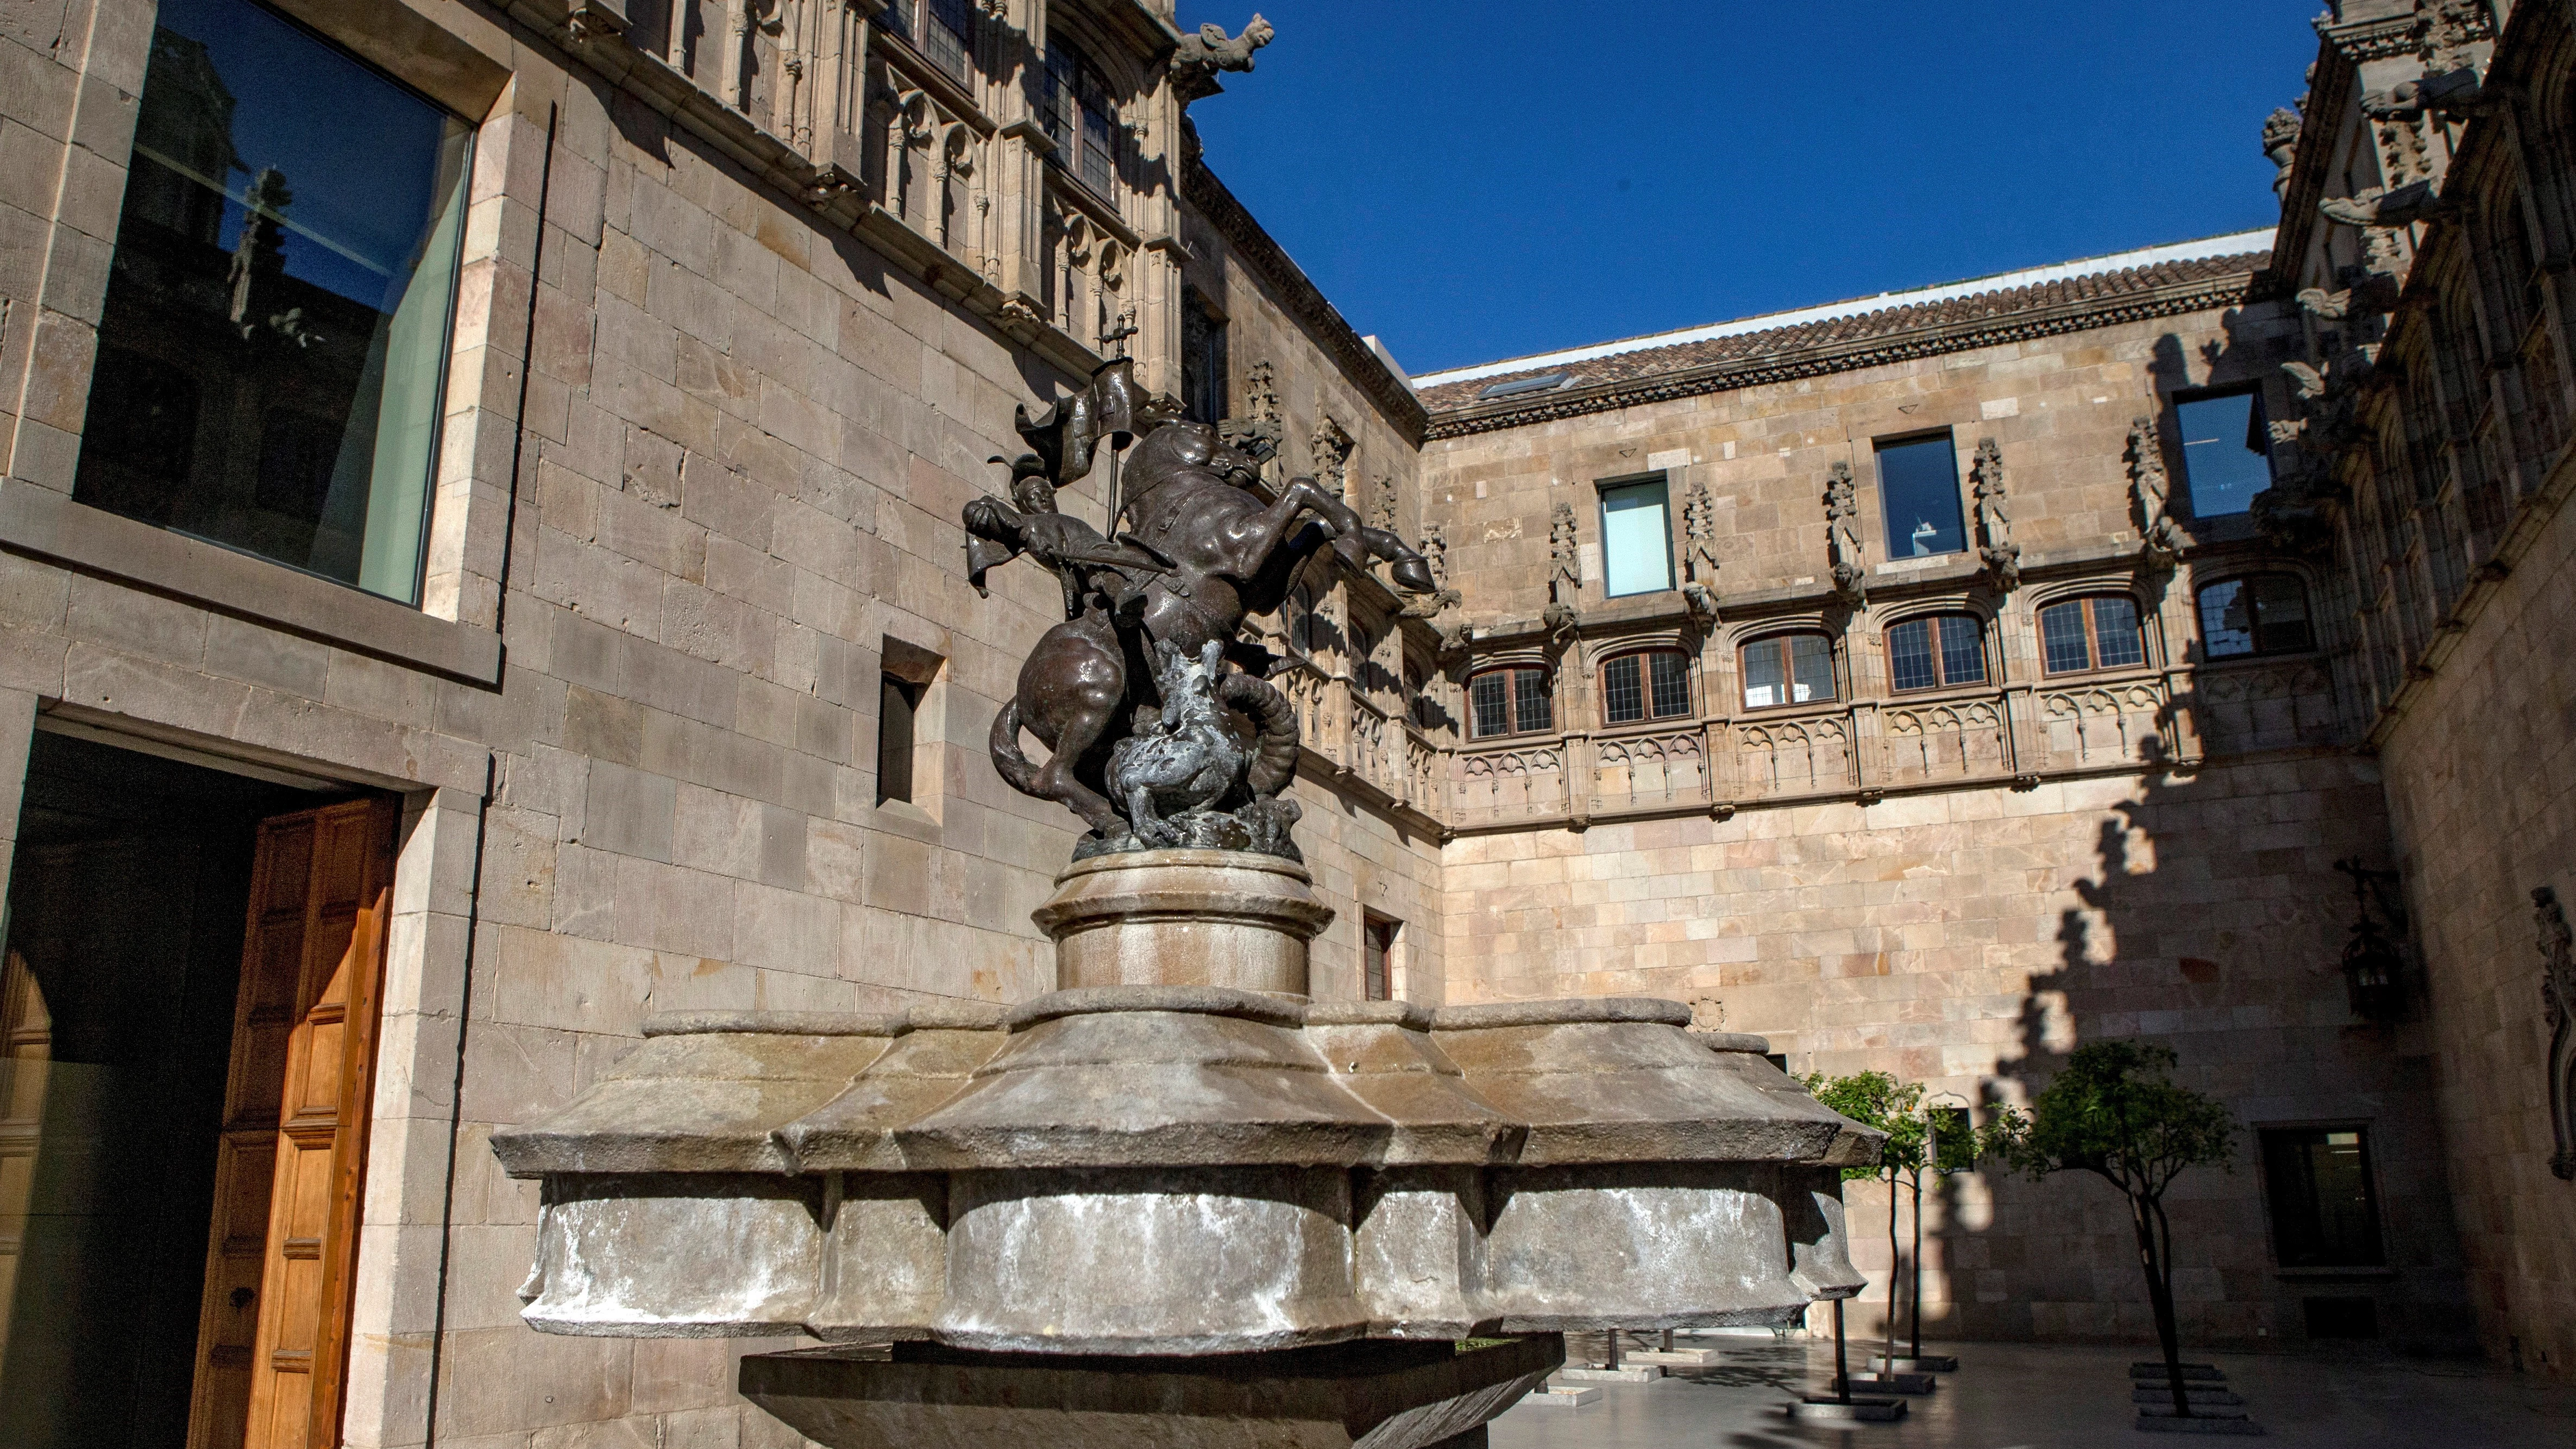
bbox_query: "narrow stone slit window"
[73,0,474,605]
[1364,914,1399,1001]
[877,674,921,807]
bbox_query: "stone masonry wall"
[2377,468,2576,1376]
[1440,758,2473,1351]
[0,0,1442,1444]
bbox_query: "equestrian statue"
[965,359,1437,861]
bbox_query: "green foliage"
[1801,1069,1924,1183]
[1977,1041,2235,1199]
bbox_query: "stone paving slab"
[1488,1339,2576,1447]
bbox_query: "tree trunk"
[1884,1173,1900,1370]
[1908,1170,1925,1359]
[2131,1192,2188,1417]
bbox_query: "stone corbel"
[565,0,629,43]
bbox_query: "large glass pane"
[1649,651,1691,718]
[1938,615,1985,686]
[923,0,970,77]
[1599,479,1673,596]
[1470,673,1510,738]
[1888,619,1937,692]
[2253,574,2314,653]
[1602,655,1643,724]
[2262,1127,2383,1268]
[2091,596,2145,668]
[2176,392,2273,518]
[2200,580,2255,658]
[1876,435,1964,557]
[75,0,470,604]
[1513,669,1554,734]
[1743,639,1786,708]
[1789,633,1835,704]
[2040,600,2093,674]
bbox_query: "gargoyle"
[2321,179,2449,230]
[2296,266,2399,323]
[1170,14,1274,106]
[1542,600,1579,648]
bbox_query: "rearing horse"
[987,422,1436,837]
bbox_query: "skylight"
[1477,371,1578,400]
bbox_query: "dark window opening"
[1181,286,1228,426]
[1602,650,1691,726]
[1876,434,1965,558]
[73,0,473,605]
[1741,632,1836,710]
[877,674,921,806]
[1468,666,1552,739]
[2198,574,2314,660]
[1887,614,1986,693]
[2261,1127,2385,1269]
[1364,914,1398,1001]
[2039,595,2146,675]
[2173,390,2275,519]
[1764,1052,1789,1074]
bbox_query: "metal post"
[1833,1297,1850,1402]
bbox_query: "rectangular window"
[1888,615,1984,692]
[1741,634,1835,710]
[922,0,971,78]
[1512,668,1554,734]
[1597,476,1674,597]
[1047,44,1115,195]
[1181,286,1229,426]
[1364,914,1398,1001]
[877,675,920,806]
[1649,651,1690,718]
[74,0,473,605]
[1603,654,1643,724]
[2040,595,2145,675]
[1470,672,1510,738]
[1603,651,1692,725]
[1876,434,1965,557]
[2175,390,2274,518]
[2200,575,2314,660]
[1468,666,1553,739]
[2261,1127,2384,1268]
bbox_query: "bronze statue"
[969,362,1437,860]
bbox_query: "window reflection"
[73,0,472,604]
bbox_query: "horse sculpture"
[969,371,1437,860]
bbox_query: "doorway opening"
[0,728,399,1449]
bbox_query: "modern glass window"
[2198,574,2314,659]
[2261,1127,2384,1268]
[1045,40,1117,196]
[2039,595,2147,675]
[1598,476,1674,597]
[1886,614,1986,692]
[1876,434,1965,558]
[2175,390,2275,518]
[1468,666,1553,739]
[1601,650,1691,726]
[1741,632,1837,710]
[73,0,473,605]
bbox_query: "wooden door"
[188,799,398,1449]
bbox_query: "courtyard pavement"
[1486,1337,2576,1448]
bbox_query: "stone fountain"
[492,361,1878,1448]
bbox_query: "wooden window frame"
[1737,631,1838,712]
[1598,648,1693,727]
[2037,593,2148,677]
[1884,612,1988,694]
[1362,913,1398,1002]
[1466,665,1553,740]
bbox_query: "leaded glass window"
[1742,633,1836,710]
[1887,614,1986,692]
[1469,666,1553,739]
[1601,650,1691,726]
[2039,595,2146,675]
[2198,574,2314,659]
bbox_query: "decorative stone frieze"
[1970,437,2020,593]
[2540,887,2575,1182]
[1824,461,1868,609]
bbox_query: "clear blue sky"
[1177,1,2321,377]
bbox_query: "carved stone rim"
[1304,1000,1435,1030]
[638,1006,1015,1038]
[1430,998,1695,1031]
[1006,984,1311,1031]
[1051,846,1317,887]
[1693,1031,1777,1055]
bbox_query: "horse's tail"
[1219,669,1301,798]
[988,699,1043,799]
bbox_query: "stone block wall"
[1440,757,2473,1350]
[2377,463,2576,1376]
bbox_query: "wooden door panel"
[189,798,396,1449]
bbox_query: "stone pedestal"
[740,1335,1562,1449]
[1032,850,1333,996]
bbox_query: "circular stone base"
[1032,849,1334,997]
